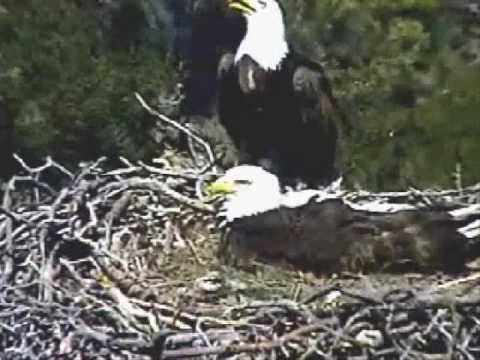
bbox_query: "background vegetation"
[1,0,479,190]
[284,0,480,189]
[0,0,175,171]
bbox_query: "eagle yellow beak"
[206,179,237,196]
[227,0,256,15]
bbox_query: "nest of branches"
[1,95,480,359]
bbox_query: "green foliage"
[345,66,480,190]
[1,0,479,189]
[284,0,480,189]
[0,0,174,166]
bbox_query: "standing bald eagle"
[216,0,342,187]
[208,166,480,273]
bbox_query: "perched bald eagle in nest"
[216,0,342,187]
[208,166,480,273]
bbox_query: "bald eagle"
[216,0,341,187]
[208,166,480,273]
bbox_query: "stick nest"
[2,97,480,359]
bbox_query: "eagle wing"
[216,52,272,166]
[300,199,475,272]
[279,61,342,185]
[216,52,247,156]
[293,66,335,116]
[292,63,350,135]
[222,196,480,273]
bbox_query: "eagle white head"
[207,165,282,221]
[208,165,346,221]
[227,0,289,70]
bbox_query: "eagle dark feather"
[217,51,340,186]
[224,199,480,273]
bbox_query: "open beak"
[227,0,256,15]
[206,179,237,196]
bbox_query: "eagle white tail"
[458,219,480,239]
[450,204,480,239]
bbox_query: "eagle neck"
[224,189,282,222]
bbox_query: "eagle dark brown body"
[224,199,480,273]
[218,52,340,187]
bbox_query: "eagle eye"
[234,179,252,185]
[258,0,267,8]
